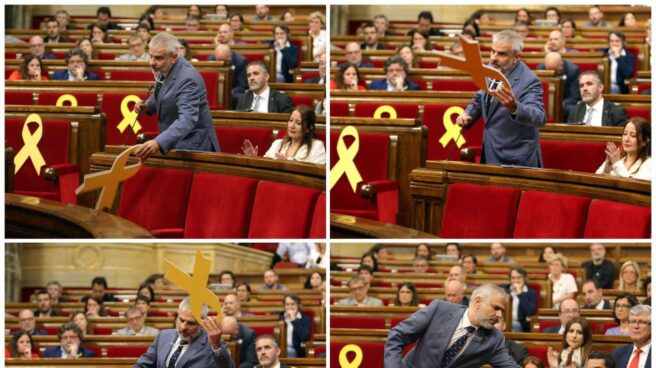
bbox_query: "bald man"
[207,43,248,106]
[222,316,257,368]
[537,52,581,120]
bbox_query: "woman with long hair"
[8,55,48,80]
[596,117,651,180]
[547,317,593,367]
[8,330,39,358]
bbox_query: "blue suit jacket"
[134,328,234,368]
[603,48,636,94]
[537,59,581,107]
[502,285,538,332]
[145,56,220,154]
[369,79,420,91]
[465,61,545,167]
[267,41,300,83]
[51,69,99,81]
[613,343,651,368]
[289,314,312,358]
[384,300,520,368]
[43,346,96,358]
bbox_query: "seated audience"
[514,22,530,39]
[268,24,299,83]
[76,37,98,61]
[44,18,66,43]
[137,283,155,302]
[604,31,636,94]
[28,35,56,60]
[567,70,628,126]
[582,243,616,289]
[412,255,430,273]
[116,306,158,336]
[69,311,93,336]
[543,298,580,333]
[494,318,529,364]
[177,39,198,62]
[585,5,611,27]
[304,271,324,290]
[8,330,39,358]
[597,117,651,180]
[280,293,311,358]
[361,22,386,50]
[255,335,284,368]
[619,261,644,291]
[18,309,47,335]
[470,9,491,26]
[341,42,374,68]
[444,279,469,306]
[208,44,248,105]
[82,296,107,318]
[522,356,545,368]
[397,45,417,68]
[486,243,513,263]
[515,8,531,25]
[47,281,69,304]
[410,30,431,52]
[89,23,110,44]
[235,282,252,303]
[462,19,480,38]
[55,9,75,31]
[306,243,327,269]
[276,242,313,266]
[336,276,383,306]
[88,6,121,30]
[560,18,578,39]
[8,55,48,81]
[612,305,651,368]
[118,33,148,61]
[447,264,467,287]
[606,292,640,335]
[221,316,257,368]
[544,7,561,24]
[134,295,151,316]
[547,317,593,368]
[392,282,425,307]
[357,265,374,288]
[187,5,202,18]
[544,29,571,53]
[619,12,637,27]
[235,61,293,113]
[43,323,96,358]
[331,63,364,90]
[461,254,479,274]
[415,243,432,259]
[52,48,99,81]
[369,55,419,91]
[369,244,391,261]
[504,267,538,332]
[242,106,326,164]
[539,246,557,263]
[360,252,379,272]
[581,280,612,310]
[450,40,465,58]
[280,9,295,22]
[304,52,326,84]
[136,24,151,44]
[34,290,58,317]
[445,243,462,258]
[144,274,166,291]
[585,351,616,368]
[409,10,444,36]
[223,293,252,318]
[258,269,289,291]
[374,14,394,37]
[548,254,578,308]
[308,12,326,60]
[219,271,236,288]
[90,276,117,302]
[230,13,246,32]
[253,5,273,21]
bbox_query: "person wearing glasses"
[118,33,148,61]
[612,305,651,368]
[606,293,639,336]
[335,276,383,306]
[116,306,159,336]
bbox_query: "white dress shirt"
[447,308,477,358]
[584,98,605,126]
[251,87,270,113]
[628,343,651,368]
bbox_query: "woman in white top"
[548,254,577,309]
[547,317,592,368]
[596,117,651,180]
[308,12,326,61]
[242,105,326,164]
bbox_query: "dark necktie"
[154,74,165,100]
[167,340,188,368]
[441,326,475,367]
[485,79,498,110]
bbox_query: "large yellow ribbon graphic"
[75,145,142,211]
[56,94,78,107]
[439,106,467,148]
[329,126,363,193]
[116,95,143,134]
[164,250,223,324]
[373,105,397,119]
[339,344,363,368]
[14,113,46,175]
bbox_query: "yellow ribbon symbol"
[75,145,143,211]
[164,250,223,324]
[116,95,143,134]
[339,344,363,368]
[329,126,363,193]
[14,114,46,175]
[56,94,78,107]
[439,106,467,148]
[373,105,397,119]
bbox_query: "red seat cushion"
[422,104,484,161]
[513,191,591,238]
[584,199,650,238]
[541,140,606,172]
[250,325,274,336]
[199,71,221,109]
[108,70,154,81]
[331,342,384,368]
[290,95,314,109]
[354,103,419,119]
[625,107,651,123]
[309,192,326,238]
[539,320,560,332]
[214,126,272,155]
[440,183,520,238]
[330,102,350,117]
[248,181,321,238]
[100,92,160,145]
[431,79,478,92]
[38,91,98,107]
[184,173,258,238]
[106,345,149,358]
[527,346,548,366]
[331,316,385,329]
[119,167,193,233]
[5,91,34,105]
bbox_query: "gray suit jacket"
[145,56,220,154]
[465,61,546,167]
[566,99,628,127]
[133,328,234,368]
[384,300,519,368]
[116,325,160,336]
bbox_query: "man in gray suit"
[134,298,234,368]
[384,284,520,368]
[457,30,546,168]
[135,32,220,160]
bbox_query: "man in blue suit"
[134,297,234,368]
[135,32,220,160]
[457,30,546,167]
[384,284,520,368]
[370,56,420,91]
[612,305,651,368]
[51,48,99,81]
[43,323,96,358]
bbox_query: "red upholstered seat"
[214,126,273,155]
[300,72,320,82]
[625,107,651,123]
[390,317,405,328]
[274,261,300,269]
[538,320,560,332]
[354,103,419,119]
[92,327,113,335]
[106,346,149,358]
[331,316,385,329]
[637,82,651,94]
[418,60,439,68]
[422,104,484,161]
[108,70,154,81]
[248,181,321,238]
[431,79,479,92]
[84,346,102,357]
[514,191,591,238]
[601,322,619,334]
[38,91,98,107]
[331,342,384,368]
[250,325,275,336]
[571,61,600,73]
[330,130,399,224]
[330,101,350,117]
[541,140,606,173]
[440,183,520,238]
[184,173,258,238]
[290,95,315,109]
[119,167,193,237]
[5,118,79,204]
[409,79,427,90]
[309,192,326,238]
[199,71,221,109]
[6,91,34,105]
[527,347,548,366]
[100,92,160,145]
[584,199,650,238]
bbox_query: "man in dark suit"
[537,52,581,120]
[407,11,444,36]
[34,290,58,317]
[361,22,386,50]
[542,298,580,334]
[457,30,545,167]
[581,280,612,310]
[222,316,257,368]
[44,19,67,43]
[384,284,520,367]
[135,32,220,160]
[86,6,121,30]
[586,351,617,368]
[445,279,470,306]
[18,309,48,335]
[235,61,293,113]
[340,42,374,68]
[255,335,289,368]
[304,52,325,84]
[51,48,99,81]
[369,56,420,91]
[43,323,96,358]
[566,70,628,126]
[27,36,57,60]
[612,305,651,368]
[494,318,529,364]
[89,276,117,303]
[208,44,248,107]
[134,298,234,368]
[374,14,396,37]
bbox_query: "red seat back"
[625,107,651,123]
[354,103,419,119]
[214,126,273,155]
[248,181,321,238]
[514,191,591,238]
[584,199,650,238]
[184,173,258,238]
[107,70,154,81]
[250,325,274,336]
[290,95,315,109]
[431,79,479,92]
[199,71,220,109]
[6,91,34,105]
[38,92,98,107]
[330,101,350,117]
[527,347,548,366]
[309,192,326,238]
[422,104,484,160]
[119,167,193,232]
[539,320,560,332]
[331,316,385,329]
[100,92,159,145]
[106,345,149,358]
[541,140,606,172]
[331,342,384,368]
[441,183,520,238]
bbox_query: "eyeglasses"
[628,320,651,327]
[561,309,579,315]
[20,317,35,322]
[349,286,365,292]
[615,304,633,309]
